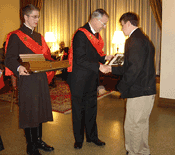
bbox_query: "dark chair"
[10,75,18,112]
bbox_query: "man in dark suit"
[5,4,54,155]
[67,9,113,149]
[106,12,156,155]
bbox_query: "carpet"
[50,81,113,114]
[0,80,112,114]
[50,80,72,114]
[0,91,16,103]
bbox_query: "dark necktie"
[95,33,98,38]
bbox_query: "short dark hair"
[22,4,40,17]
[91,8,109,19]
[119,12,139,26]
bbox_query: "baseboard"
[158,97,175,108]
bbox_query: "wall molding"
[158,97,175,108]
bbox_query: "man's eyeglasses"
[98,19,107,27]
[27,15,40,19]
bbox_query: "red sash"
[67,28,106,72]
[5,30,54,84]
[0,74,5,90]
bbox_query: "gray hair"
[91,9,109,20]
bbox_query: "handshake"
[99,55,113,74]
[99,64,111,74]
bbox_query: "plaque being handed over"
[19,54,70,73]
[108,53,124,66]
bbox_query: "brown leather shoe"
[126,151,150,155]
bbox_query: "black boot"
[24,128,41,155]
[36,123,54,151]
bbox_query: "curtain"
[37,0,161,75]
[149,0,162,30]
[20,0,43,9]
[37,0,90,51]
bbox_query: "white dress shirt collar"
[129,27,138,37]
[88,22,96,34]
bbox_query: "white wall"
[160,0,175,99]
[0,0,20,48]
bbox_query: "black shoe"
[74,142,83,149]
[27,144,41,155]
[36,140,54,151]
[87,139,105,146]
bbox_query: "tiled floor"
[0,79,175,155]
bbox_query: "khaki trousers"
[125,95,155,155]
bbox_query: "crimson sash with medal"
[5,30,55,84]
[67,28,106,72]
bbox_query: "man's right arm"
[73,31,100,74]
[5,34,21,76]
